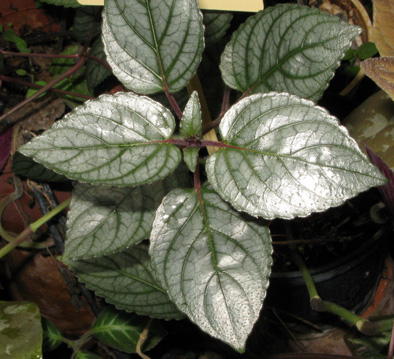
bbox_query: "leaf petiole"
[0,197,71,258]
[30,197,71,233]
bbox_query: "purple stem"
[0,50,79,59]
[160,138,244,151]
[0,57,86,130]
[164,84,183,120]
[0,74,94,100]
[388,320,394,359]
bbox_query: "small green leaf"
[42,319,63,352]
[358,42,379,60]
[0,301,43,359]
[203,11,233,46]
[86,37,111,91]
[344,65,360,77]
[65,245,183,320]
[102,0,204,94]
[150,187,272,352]
[180,91,202,138]
[2,29,30,53]
[50,45,79,75]
[64,166,191,260]
[220,4,361,101]
[92,307,166,353]
[47,45,93,101]
[12,152,69,182]
[26,80,47,99]
[206,92,387,219]
[342,48,358,62]
[16,69,27,76]
[18,92,181,186]
[182,147,199,172]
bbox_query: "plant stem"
[292,247,394,336]
[159,138,245,151]
[0,197,71,258]
[186,74,219,155]
[358,317,394,336]
[31,182,66,254]
[290,249,319,299]
[388,320,394,359]
[310,298,368,328]
[221,86,231,114]
[0,57,86,131]
[164,85,183,121]
[0,226,33,259]
[136,319,153,359]
[202,86,232,135]
[0,50,79,59]
[0,74,94,100]
[30,197,71,233]
[84,53,113,72]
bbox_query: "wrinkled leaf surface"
[180,91,202,138]
[220,4,360,101]
[12,152,69,182]
[65,167,191,260]
[66,245,182,320]
[206,93,386,219]
[203,11,233,46]
[150,188,272,351]
[102,0,204,94]
[19,92,181,186]
[182,147,199,173]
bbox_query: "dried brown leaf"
[361,57,394,100]
[373,0,394,57]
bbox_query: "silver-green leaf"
[12,152,69,182]
[150,188,272,352]
[206,92,387,220]
[102,0,204,94]
[203,11,233,46]
[182,147,199,173]
[180,91,202,138]
[65,245,183,320]
[220,4,361,101]
[65,167,191,260]
[18,92,181,186]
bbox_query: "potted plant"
[1,0,393,358]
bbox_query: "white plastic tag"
[76,0,263,12]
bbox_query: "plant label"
[76,0,264,12]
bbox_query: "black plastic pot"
[264,226,389,325]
